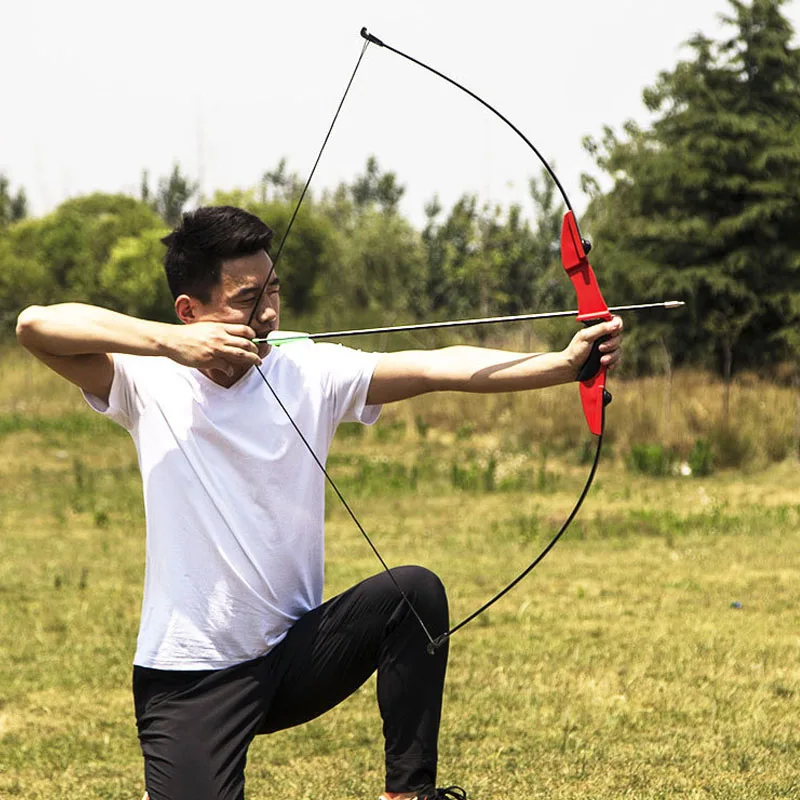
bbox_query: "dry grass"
[1,345,799,798]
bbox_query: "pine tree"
[583,0,800,398]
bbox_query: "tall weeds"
[2,345,797,469]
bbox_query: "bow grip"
[576,318,608,383]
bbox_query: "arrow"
[253,301,684,346]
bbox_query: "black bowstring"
[245,37,438,648]
[359,28,576,218]
[246,38,369,330]
[428,413,605,652]
[353,31,611,651]
[247,28,608,653]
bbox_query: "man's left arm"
[366,316,623,406]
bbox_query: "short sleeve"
[82,354,144,431]
[315,343,382,426]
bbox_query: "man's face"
[196,250,280,358]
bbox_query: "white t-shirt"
[84,341,381,670]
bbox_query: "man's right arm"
[16,303,259,403]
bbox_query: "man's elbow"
[15,305,45,349]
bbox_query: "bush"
[710,424,753,469]
[688,439,715,476]
[626,443,675,477]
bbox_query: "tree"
[0,194,164,328]
[142,164,199,227]
[260,159,303,204]
[350,156,405,214]
[101,229,174,322]
[583,0,800,392]
[0,174,28,227]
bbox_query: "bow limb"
[560,211,613,436]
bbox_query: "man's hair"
[161,206,275,302]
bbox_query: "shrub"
[626,443,675,477]
[710,424,753,469]
[688,439,715,476]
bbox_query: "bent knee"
[393,565,447,608]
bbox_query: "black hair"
[161,206,274,302]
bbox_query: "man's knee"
[392,565,448,615]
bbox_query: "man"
[16,205,623,800]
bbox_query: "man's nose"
[257,303,277,322]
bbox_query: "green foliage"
[0,193,165,330]
[3,0,799,403]
[101,229,173,321]
[688,438,716,476]
[420,181,560,325]
[350,155,405,213]
[142,164,199,227]
[0,174,27,227]
[626,443,676,476]
[583,0,800,379]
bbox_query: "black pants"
[133,566,449,800]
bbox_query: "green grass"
[1,353,799,798]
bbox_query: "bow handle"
[560,211,612,435]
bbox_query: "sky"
[3,0,799,227]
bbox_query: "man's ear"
[175,295,199,325]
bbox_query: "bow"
[247,28,618,653]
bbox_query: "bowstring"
[247,29,607,654]
[246,37,438,648]
[360,29,610,651]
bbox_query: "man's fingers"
[223,346,262,366]
[585,316,623,343]
[222,329,260,355]
[224,324,257,340]
[600,333,623,352]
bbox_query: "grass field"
[1,350,799,798]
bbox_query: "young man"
[16,206,623,800]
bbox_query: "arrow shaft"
[254,301,683,345]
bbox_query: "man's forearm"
[367,345,577,405]
[420,345,576,392]
[16,303,175,358]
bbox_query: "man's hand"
[16,304,264,401]
[167,322,261,377]
[562,316,624,380]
